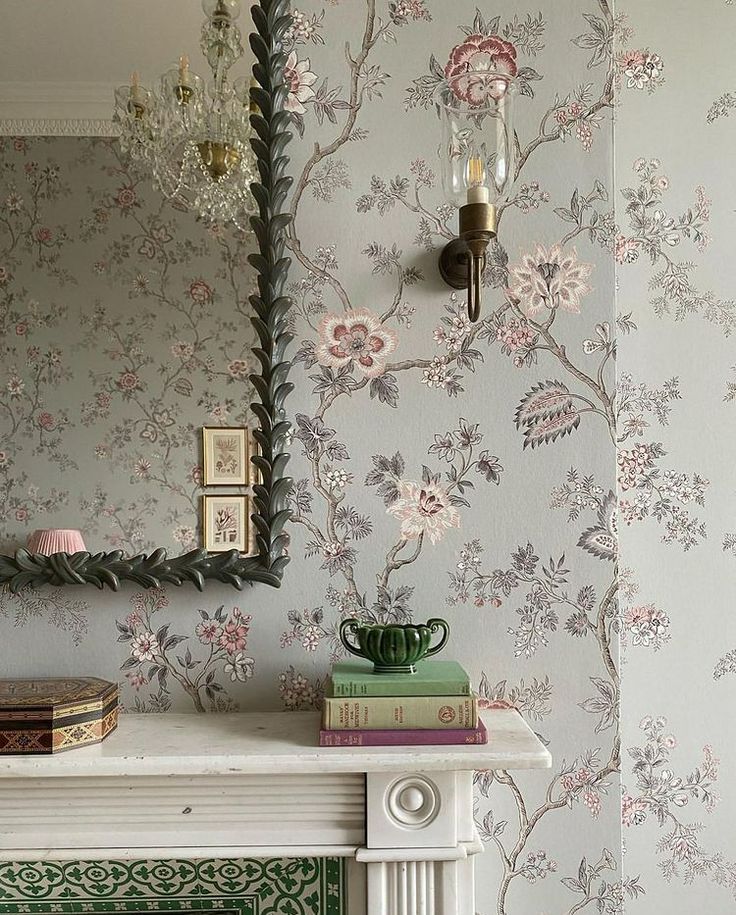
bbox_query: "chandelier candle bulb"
[129,71,143,104]
[178,54,191,87]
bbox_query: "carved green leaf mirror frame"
[0,0,293,593]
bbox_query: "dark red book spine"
[319,720,487,747]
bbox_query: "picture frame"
[203,495,249,553]
[203,426,249,486]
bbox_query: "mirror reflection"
[0,136,257,557]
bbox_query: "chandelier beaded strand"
[113,0,258,230]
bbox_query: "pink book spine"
[319,720,487,747]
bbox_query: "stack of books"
[319,659,486,747]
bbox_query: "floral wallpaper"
[616,0,736,910]
[0,0,734,913]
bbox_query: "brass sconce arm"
[438,202,496,323]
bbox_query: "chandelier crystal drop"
[113,0,257,230]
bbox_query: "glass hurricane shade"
[202,0,241,19]
[436,70,517,208]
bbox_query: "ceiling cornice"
[0,82,118,136]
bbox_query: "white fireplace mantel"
[0,710,550,915]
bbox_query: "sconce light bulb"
[467,155,484,187]
[465,154,489,205]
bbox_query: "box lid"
[0,677,117,718]
[0,678,119,754]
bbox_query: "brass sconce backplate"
[438,203,497,322]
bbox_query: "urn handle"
[424,618,450,658]
[339,617,365,659]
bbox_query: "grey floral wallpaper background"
[0,0,734,913]
[617,0,736,910]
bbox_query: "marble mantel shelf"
[0,709,549,778]
[0,710,550,915]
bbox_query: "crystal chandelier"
[113,0,257,230]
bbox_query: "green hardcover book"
[329,659,471,698]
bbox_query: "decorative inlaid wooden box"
[0,677,118,754]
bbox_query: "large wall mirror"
[0,0,293,592]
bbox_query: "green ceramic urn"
[339,617,450,674]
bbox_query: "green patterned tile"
[0,859,344,915]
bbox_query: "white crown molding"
[0,81,119,136]
[0,117,117,137]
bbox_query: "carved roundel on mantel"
[386,774,441,829]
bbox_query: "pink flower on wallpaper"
[617,443,655,490]
[445,33,518,83]
[283,51,318,114]
[508,244,593,317]
[622,51,664,91]
[496,320,536,352]
[219,619,249,654]
[116,371,141,392]
[14,508,27,522]
[209,404,229,421]
[316,308,397,378]
[37,411,56,431]
[619,50,646,71]
[614,235,640,264]
[622,793,648,826]
[173,526,196,549]
[387,480,460,545]
[189,279,212,304]
[15,322,27,336]
[444,34,516,106]
[35,226,53,243]
[115,186,137,209]
[228,359,249,379]
[126,671,148,690]
[171,341,194,359]
[624,603,671,650]
[390,0,432,25]
[196,620,222,644]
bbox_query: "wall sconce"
[436,70,516,322]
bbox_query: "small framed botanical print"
[203,426,249,486]
[203,495,249,553]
